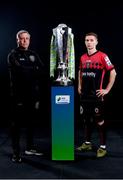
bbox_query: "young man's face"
[85,35,98,50]
[17,32,30,49]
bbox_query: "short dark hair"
[85,32,98,40]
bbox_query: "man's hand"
[96,89,109,97]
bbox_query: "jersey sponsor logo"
[82,72,96,78]
[55,95,70,104]
[104,56,112,66]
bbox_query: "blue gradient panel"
[51,86,74,160]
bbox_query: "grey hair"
[16,30,30,40]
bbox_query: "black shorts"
[80,98,104,121]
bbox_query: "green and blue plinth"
[51,86,74,160]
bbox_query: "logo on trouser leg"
[95,107,99,114]
[80,105,83,114]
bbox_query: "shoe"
[97,147,107,158]
[11,154,22,163]
[25,149,43,156]
[76,142,92,151]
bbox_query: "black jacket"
[8,47,44,104]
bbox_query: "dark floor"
[0,122,123,179]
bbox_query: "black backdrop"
[0,1,122,126]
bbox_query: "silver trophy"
[50,23,75,86]
[55,24,71,85]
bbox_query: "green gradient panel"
[51,86,74,160]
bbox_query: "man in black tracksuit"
[8,30,44,162]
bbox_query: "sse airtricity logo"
[55,95,70,104]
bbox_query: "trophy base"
[54,78,73,86]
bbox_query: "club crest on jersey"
[86,60,91,68]
[104,56,112,66]
[29,55,35,62]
